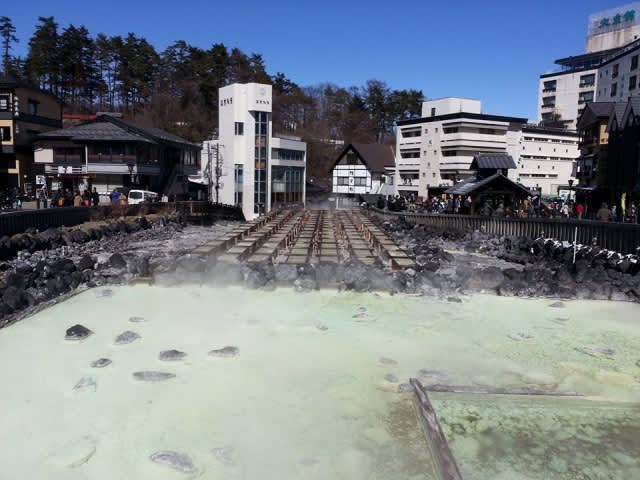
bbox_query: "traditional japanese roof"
[470,153,516,170]
[330,142,395,174]
[36,114,198,147]
[577,102,615,130]
[37,121,154,143]
[445,172,531,197]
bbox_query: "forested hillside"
[0,16,424,178]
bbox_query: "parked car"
[128,189,158,205]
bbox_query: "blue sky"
[3,0,629,120]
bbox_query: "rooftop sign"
[588,3,640,36]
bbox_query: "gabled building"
[34,114,199,197]
[445,153,531,214]
[330,143,395,209]
[0,75,62,193]
[576,102,616,189]
[604,96,640,206]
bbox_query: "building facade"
[34,114,199,197]
[395,98,526,199]
[537,68,598,130]
[330,143,395,208]
[536,3,640,129]
[216,82,306,220]
[0,75,62,193]
[516,126,580,196]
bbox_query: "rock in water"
[114,331,141,345]
[65,324,93,341]
[73,376,97,392]
[508,333,534,341]
[575,346,616,359]
[211,446,235,465]
[549,301,565,308]
[95,289,113,298]
[418,369,450,383]
[128,316,146,323]
[385,374,399,383]
[316,323,328,331]
[133,371,176,382]
[379,357,397,365]
[90,358,112,368]
[397,383,413,393]
[150,451,196,473]
[159,350,187,361]
[208,346,239,357]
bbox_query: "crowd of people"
[373,193,640,223]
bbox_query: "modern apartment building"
[516,126,580,196]
[595,38,640,101]
[215,82,306,220]
[536,3,640,129]
[0,75,62,193]
[395,98,526,199]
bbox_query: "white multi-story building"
[214,82,306,220]
[594,39,640,102]
[516,126,580,196]
[537,68,598,129]
[330,143,395,208]
[536,3,640,129]
[395,98,526,199]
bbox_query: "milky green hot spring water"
[0,286,639,479]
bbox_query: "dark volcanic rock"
[133,371,176,382]
[77,255,95,271]
[114,330,141,345]
[65,324,94,341]
[208,346,239,357]
[108,253,127,270]
[158,349,187,361]
[90,358,112,368]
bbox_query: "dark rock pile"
[374,216,640,303]
[0,215,184,326]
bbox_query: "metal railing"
[369,208,640,254]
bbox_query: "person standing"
[73,191,82,207]
[596,202,612,222]
[91,187,100,207]
[575,202,585,219]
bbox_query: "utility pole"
[206,143,213,202]
[214,143,223,204]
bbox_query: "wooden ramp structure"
[410,378,464,480]
[190,208,415,269]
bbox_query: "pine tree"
[25,17,60,91]
[0,16,18,74]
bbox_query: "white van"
[128,190,158,205]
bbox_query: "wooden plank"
[424,384,583,397]
[410,379,464,480]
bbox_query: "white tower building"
[216,82,306,220]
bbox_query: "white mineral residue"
[0,285,639,479]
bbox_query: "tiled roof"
[445,172,531,197]
[470,153,516,170]
[107,116,199,146]
[37,121,155,143]
[36,115,198,148]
